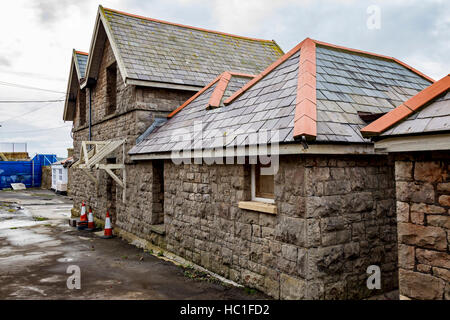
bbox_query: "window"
[106,62,117,115]
[78,89,86,125]
[251,163,275,203]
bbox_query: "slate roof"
[101,6,283,87]
[313,45,431,142]
[129,72,257,154]
[75,51,88,79]
[63,50,88,121]
[130,38,434,155]
[362,74,450,137]
[381,90,450,136]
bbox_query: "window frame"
[251,163,275,204]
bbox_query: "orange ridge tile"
[293,115,317,138]
[102,6,275,43]
[228,72,256,78]
[297,83,316,105]
[295,99,316,121]
[224,38,309,105]
[293,38,317,139]
[360,104,413,136]
[168,74,222,118]
[74,50,88,55]
[361,74,450,136]
[168,72,255,118]
[208,72,232,108]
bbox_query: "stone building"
[362,74,450,300]
[63,6,447,300]
[63,6,282,223]
[128,38,434,299]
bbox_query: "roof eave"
[63,59,78,121]
[129,142,381,160]
[125,77,202,91]
[81,6,129,88]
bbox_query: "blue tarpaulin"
[0,154,57,189]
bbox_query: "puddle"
[0,246,15,256]
[40,275,65,283]
[0,228,54,246]
[10,286,47,297]
[38,240,62,248]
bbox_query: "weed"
[10,227,17,230]
[157,250,164,257]
[181,265,224,286]
[243,287,257,295]
[33,216,48,221]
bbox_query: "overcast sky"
[0,0,448,158]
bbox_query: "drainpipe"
[88,87,92,141]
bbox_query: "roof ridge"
[208,72,256,109]
[361,74,450,136]
[102,6,276,43]
[167,74,222,118]
[293,38,317,139]
[312,38,434,83]
[168,71,256,118]
[224,38,309,105]
[74,50,88,55]
[208,72,232,109]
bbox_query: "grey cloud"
[0,57,11,67]
[268,0,449,79]
[33,0,89,26]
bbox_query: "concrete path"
[0,189,265,300]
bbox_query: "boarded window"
[78,89,86,125]
[152,160,164,225]
[106,62,117,115]
[252,163,274,202]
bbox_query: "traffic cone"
[101,211,114,239]
[85,208,97,231]
[77,202,88,230]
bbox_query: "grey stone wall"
[163,154,397,299]
[66,35,400,300]
[394,152,450,300]
[69,37,193,229]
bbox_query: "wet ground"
[0,189,266,300]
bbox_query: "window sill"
[150,224,165,235]
[238,201,277,215]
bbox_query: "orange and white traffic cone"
[77,202,88,229]
[101,211,114,239]
[85,208,97,231]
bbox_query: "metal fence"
[0,154,57,189]
[0,142,27,153]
